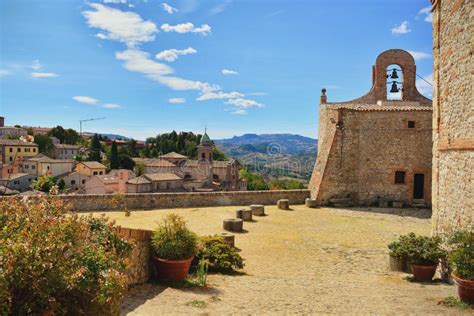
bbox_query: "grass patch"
[438,296,471,310]
[185,300,207,308]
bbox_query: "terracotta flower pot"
[452,273,474,304]
[411,263,437,282]
[154,256,193,282]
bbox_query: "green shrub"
[0,197,132,315]
[151,214,198,260]
[448,230,474,280]
[196,236,244,272]
[388,233,446,265]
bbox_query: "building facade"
[51,144,83,160]
[0,140,38,164]
[75,161,107,176]
[310,49,432,207]
[431,0,473,234]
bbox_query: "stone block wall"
[311,107,433,206]
[431,0,474,235]
[20,190,310,212]
[115,227,153,286]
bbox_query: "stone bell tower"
[310,49,432,208]
[197,129,214,185]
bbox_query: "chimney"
[0,116,4,127]
[320,88,327,104]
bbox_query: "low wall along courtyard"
[24,190,310,212]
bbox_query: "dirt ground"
[84,205,469,315]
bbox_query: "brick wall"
[431,0,474,235]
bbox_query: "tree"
[239,168,269,190]
[119,154,135,170]
[34,134,53,154]
[32,175,56,193]
[88,134,102,162]
[109,141,120,170]
[48,126,81,144]
[134,162,145,176]
[57,178,66,191]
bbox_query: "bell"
[390,69,399,79]
[390,81,399,93]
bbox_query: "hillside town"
[0,117,247,195]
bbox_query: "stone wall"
[115,227,153,286]
[20,190,310,212]
[311,108,432,206]
[431,0,474,235]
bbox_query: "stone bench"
[236,208,253,221]
[250,204,265,216]
[223,218,243,232]
[277,199,290,210]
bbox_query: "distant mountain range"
[214,134,318,182]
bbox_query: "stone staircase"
[412,199,427,208]
[329,197,352,208]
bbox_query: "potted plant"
[448,230,474,304]
[404,233,445,282]
[388,236,408,272]
[151,214,198,282]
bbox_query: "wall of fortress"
[312,108,432,206]
[431,0,473,235]
[21,190,310,212]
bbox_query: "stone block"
[219,232,235,247]
[277,199,290,210]
[250,204,265,216]
[305,198,318,208]
[392,201,403,208]
[223,218,243,232]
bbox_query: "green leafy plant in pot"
[448,230,474,304]
[388,235,410,272]
[403,233,446,282]
[151,214,198,282]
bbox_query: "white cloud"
[103,0,128,3]
[231,108,247,115]
[225,98,263,108]
[103,103,121,109]
[73,96,99,104]
[416,73,433,97]
[407,50,431,60]
[0,69,11,76]
[116,49,174,79]
[155,47,197,62]
[168,98,186,104]
[418,6,433,23]
[157,76,220,93]
[31,60,43,71]
[222,69,238,75]
[162,3,178,14]
[83,3,157,47]
[116,49,219,93]
[209,0,232,15]
[31,72,58,78]
[391,21,411,35]
[161,23,211,35]
[197,91,243,101]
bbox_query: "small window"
[93,171,98,175]
[9,148,13,153]
[408,121,415,128]
[82,179,86,184]
[32,165,35,169]
[201,153,206,159]
[33,148,36,152]
[17,148,21,152]
[395,171,406,184]
[71,180,76,185]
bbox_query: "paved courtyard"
[88,205,466,315]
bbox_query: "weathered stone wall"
[18,190,310,211]
[312,108,433,206]
[115,227,153,286]
[431,0,474,235]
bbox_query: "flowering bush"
[0,197,132,315]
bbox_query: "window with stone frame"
[394,171,406,184]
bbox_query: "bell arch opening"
[386,64,403,100]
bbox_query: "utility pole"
[79,117,105,138]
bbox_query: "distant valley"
[214,134,318,183]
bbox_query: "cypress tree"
[110,141,120,169]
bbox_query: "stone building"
[0,116,28,139]
[430,0,473,234]
[133,131,247,192]
[310,49,432,207]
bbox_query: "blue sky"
[0,0,433,140]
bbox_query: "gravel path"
[89,205,467,315]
